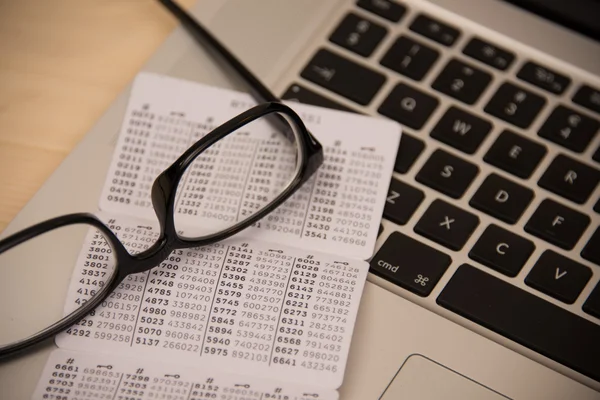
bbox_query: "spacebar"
[437,264,600,382]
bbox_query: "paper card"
[32,349,338,400]
[100,73,401,259]
[56,214,369,389]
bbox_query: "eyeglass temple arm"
[157,0,325,150]
[157,0,280,104]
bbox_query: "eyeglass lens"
[174,111,301,239]
[0,224,118,349]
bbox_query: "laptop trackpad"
[380,354,510,400]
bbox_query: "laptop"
[1,0,600,398]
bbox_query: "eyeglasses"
[0,101,323,357]
[0,1,324,357]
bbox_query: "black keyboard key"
[281,84,354,112]
[384,178,424,225]
[583,281,600,319]
[525,199,590,250]
[415,149,479,198]
[573,85,600,115]
[594,145,600,163]
[437,264,600,382]
[430,106,492,154]
[483,130,547,179]
[538,154,600,204]
[582,226,600,266]
[378,83,439,129]
[517,61,571,95]
[596,198,600,213]
[329,13,387,57]
[380,36,439,81]
[357,0,406,22]
[409,14,460,46]
[301,49,386,105]
[469,224,534,277]
[462,37,514,71]
[470,173,534,224]
[370,231,452,297]
[414,199,479,251]
[538,105,599,153]
[431,59,492,105]
[484,82,546,129]
[525,250,592,304]
[394,133,424,174]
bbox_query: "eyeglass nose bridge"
[110,166,181,277]
[122,235,174,275]
[150,169,179,234]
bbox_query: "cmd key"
[370,231,452,297]
[301,49,386,105]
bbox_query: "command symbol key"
[370,231,452,296]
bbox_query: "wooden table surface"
[0,0,195,231]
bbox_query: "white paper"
[32,349,338,400]
[56,214,369,389]
[99,72,401,259]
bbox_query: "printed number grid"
[34,350,338,400]
[56,216,368,387]
[101,104,384,256]
[100,73,401,259]
[103,104,386,252]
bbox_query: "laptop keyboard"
[280,0,600,380]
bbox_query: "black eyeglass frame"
[0,101,323,357]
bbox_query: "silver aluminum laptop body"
[1,0,600,398]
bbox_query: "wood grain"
[0,0,195,231]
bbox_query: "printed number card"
[33,349,338,400]
[32,72,401,399]
[56,214,369,389]
[100,73,401,259]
